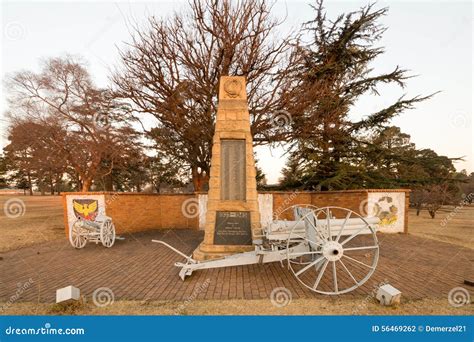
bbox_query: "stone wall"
[271,190,368,220]
[267,190,409,234]
[63,189,410,236]
[62,192,198,236]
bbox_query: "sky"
[1,0,472,184]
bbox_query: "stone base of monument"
[193,243,254,261]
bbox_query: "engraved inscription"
[221,140,246,201]
[214,211,252,245]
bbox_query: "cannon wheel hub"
[322,241,344,261]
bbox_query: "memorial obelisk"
[193,76,261,260]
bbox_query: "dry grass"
[0,195,64,253]
[408,206,474,249]
[0,298,471,316]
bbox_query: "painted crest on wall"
[72,199,99,221]
[66,195,106,232]
[373,196,399,226]
[368,192,405,233]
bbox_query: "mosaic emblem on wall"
[66,195,106,232]
[373,196,398,226]
[368,192,405,233]
[73,199,99,221]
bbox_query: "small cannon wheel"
[69,220,87,249]
[286,206,379,295]
[100,219,116,248]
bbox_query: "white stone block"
[56,285,80,304]
[258,194,273,228]
[376,284,401,306]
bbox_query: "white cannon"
[153,206,380,295]
[69,215,116,249]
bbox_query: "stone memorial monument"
[193,76,261,260]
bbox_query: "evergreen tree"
[280,1,433,190]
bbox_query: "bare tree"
[6,56,138,191]
[113,0,294,190]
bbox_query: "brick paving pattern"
[0,229,472,303]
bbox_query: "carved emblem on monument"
[223,79,242,98]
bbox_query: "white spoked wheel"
[69,220,87,249]
[100,219,116,248]
[286,206,379,295]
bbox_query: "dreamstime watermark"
[105,193,120,207]
[3,198,26,218]
[448,287,470,307]
[450,111,469,128]
[358,198,382,217]
[176,278,211,314]
[0,278,34,313]
[4,22,27,41]
[92,287,114,307]
[270,287,292,308]
[273,191,298,220]
[269,110,292,130]
[92,111,111,130]
[181,198,200,218]
[5,322,85,336]
[440,193,473,227]
[359,193,400,220]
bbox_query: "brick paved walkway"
[0,229,472,303]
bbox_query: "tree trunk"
[50,175,54,195]
[104,173,114,191]
[192,167,209,192]
[82,178,92,192]
[79,157,101,192]
[416,202,422,216]
[55,174,62,195]
[76,173,82,191]
[27,172,33,195]
[427,205,438,219]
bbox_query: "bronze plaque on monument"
[220,140,246,201]
[214,211,252,245]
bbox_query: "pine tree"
[280,1,433,190]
